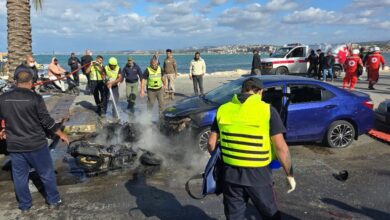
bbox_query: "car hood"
[164,96,218,117]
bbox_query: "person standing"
[67,52,81,86]
[0,71,69,212]
[306,49,318,78]
[48,57,66,92]
[343,49,363,90]
[366,47,386,90]
[363,47,374,81]
[189,52,206,96]
[81,49,93,94]
[323,50,335,82]
[140,59,165,117]
[14,55,39,84]
[104,57,122,118]
[163,49,178,100]
[317,49,325,80]
[86,55,107,116]
[251,49,261,75]
[207,77,295,220]
[121,57,143,113]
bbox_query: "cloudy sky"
[0,0,389,53]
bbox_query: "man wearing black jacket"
[251,49,261,75]
[306,50,318,78]
[317,49,325,80]
[68,52,81,86]
[0,72,69,212]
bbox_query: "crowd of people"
[304,47,386,90]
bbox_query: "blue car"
[162,75,374,151]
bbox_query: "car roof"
[244,75,319,84]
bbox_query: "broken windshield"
[271,47,293,58]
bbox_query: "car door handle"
[324,105,337,109]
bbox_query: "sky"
[0,0,390,53]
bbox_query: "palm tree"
[6,0,43,79]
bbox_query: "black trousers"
[223,182,280,220]
[307,64,318,78]
[192,75,204,95]
[90,80,108,113]
[70,68,79,86]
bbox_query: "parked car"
[374,99,390,133]
[162,75,374,151]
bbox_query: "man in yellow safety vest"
[208,77,296,220]
[104,57,123,118]
[140,58,166,117]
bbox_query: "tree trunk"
[6,0,32,80]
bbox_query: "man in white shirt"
[189,52,206,96]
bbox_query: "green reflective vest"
[90,64,104,81]
[216,94,271,168]
[104,65,120,80]
[147,66,162,89]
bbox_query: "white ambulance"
[261,43,310,75]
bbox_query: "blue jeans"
[323,68,333,81]
[10,145,60,210]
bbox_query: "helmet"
[352,49,360,55]
[108,57,118,66]
[374,47,380,52]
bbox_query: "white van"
[261,43,310,75]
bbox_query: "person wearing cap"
[163,49,178,100]
[86,55,107,116]
[48,57,66,92]
[207,77,295,220]
[121,57,143,113]
[104,57,122,118]
[343,49,363,90]
[0,71,69,212]
[251,49,261,75]
[366,47,386,90]
[67,52,81,86]
[140,58,165,117]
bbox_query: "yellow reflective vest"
[104,65,120,80]
[147,66,162,89]
[216,94,271,168]
[90,63,104,81]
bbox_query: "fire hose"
[32,62,92,87]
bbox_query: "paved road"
[0,72,389,219]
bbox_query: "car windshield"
[271,47,293,58]
[204,79,244,104]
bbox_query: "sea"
[35,53,390,74]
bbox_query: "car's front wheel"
[275,67,289,75]
[196,127,211,152]
[325,120,355,148]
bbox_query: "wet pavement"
[0,74,389,219]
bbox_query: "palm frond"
[32,0,43,10]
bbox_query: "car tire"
[325,120,355,148]
[275,67,288,75]
[196,127,211,152]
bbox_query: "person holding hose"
[0,71,69,212]
[208,77,295,220]
[104,57,122,118]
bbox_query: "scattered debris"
[162,117,191,133]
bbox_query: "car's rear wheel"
[326,120,355,148]
[275,67,289,75]
[196,127,211,152]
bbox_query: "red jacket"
[366,52,385,70]
[344,55,363,74]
